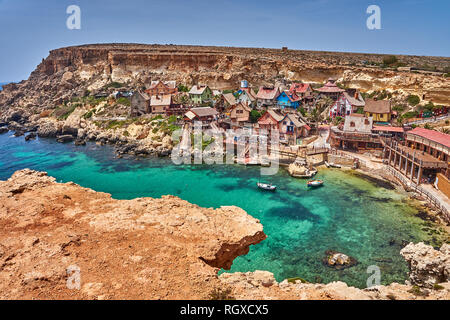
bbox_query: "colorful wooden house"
[279,113,311,144]
[145,81,177,96]
[315,78,345,100]
[364,99,392,123]
[236,88,257,107]
[276,91,301,109]
[150,95,172,115]
[216,93,237,113]
[130,91,150,116]
[257,109,284,133]
[256,87,280,108]
[329,92,365,118]
[230,102,252,128]
[288,83,313,98]
[189,85,213,105]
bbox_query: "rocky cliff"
[1,44,449,109]
[0,170,448,300]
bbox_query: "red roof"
[256,87,280,100]
[289,83,311,94]
[373,126,404,133]
[407,127,450,148]
[315,80,345,93]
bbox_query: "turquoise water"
[0,132,446,288]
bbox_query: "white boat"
[307,180,324,187]
[257,182,277,191]
[325,161,341,168]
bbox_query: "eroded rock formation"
[400,242,450,288]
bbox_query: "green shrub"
[105,82,125,89]
[116,97,130,106]
[250,110,262,123]
[403,111,419,119]
[407,95,420,106]
[83,109,96,119]
[53,104,78,120]
[383,55,398,66]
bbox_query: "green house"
[189,85,212,105]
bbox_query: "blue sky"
[0,0,449,82]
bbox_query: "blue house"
[276,91,301,109]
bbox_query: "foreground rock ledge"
[0,170,448,300]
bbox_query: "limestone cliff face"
[1,44,449,109]
[0,169,265,299]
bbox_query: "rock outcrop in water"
[0,44,449,109]
[0,169,449,299]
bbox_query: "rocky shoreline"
[0,107,174,158]
[0,169,448,300]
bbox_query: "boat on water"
[325,161,341,168]
[257,182,277,191]
[307,180,324,187]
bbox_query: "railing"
[381,137,448,169]
[329,149,368,167]
[330,129,382,143]
[405,113,449,125]
[385,165,449,220]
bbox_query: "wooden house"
[288,83,313,98]
[130,91,150,116]
[216,93,237,113]
[257,109,284,133]
[364,99,392,123]
[315,78,345,100]
[189,85,213,105]
[184,107,218,123]
[230,102,252,127]
[256,87,280,108]
[276,91,301,109]
[236,88,257,107]
[150,95,172,115]
[145,81,177,96]
[329,92,365,118]
[279,113,310,144]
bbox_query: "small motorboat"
[325,161,341,168]
[257,182,277,191]
[307,180,324,187]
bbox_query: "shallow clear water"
[0,132,446,288]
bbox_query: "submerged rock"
[323,250,358,270]
[25,132,37,141]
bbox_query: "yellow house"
[364,99,392,122]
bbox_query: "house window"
[350,122,355,127]
[364,119,370,125]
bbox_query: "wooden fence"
[385,165,449,221]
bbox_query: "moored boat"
[307,180,324,187]
[257,182,277,191]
